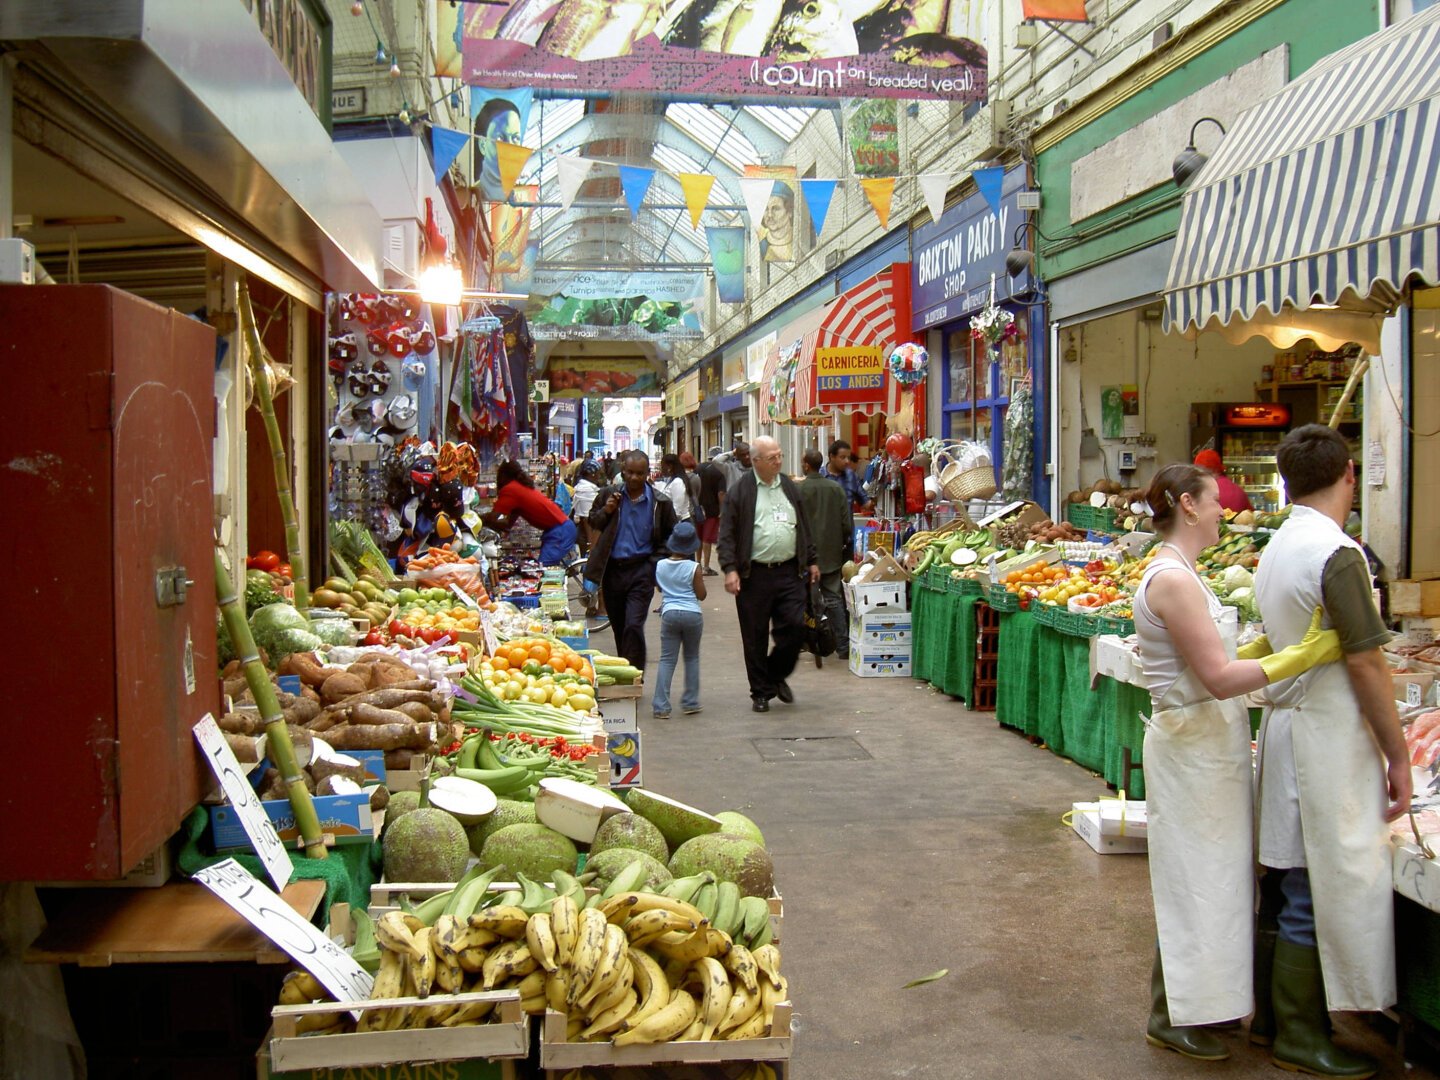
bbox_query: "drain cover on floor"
[750,736,872,762]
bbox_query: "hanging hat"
[402,357,428,391]
[387,394,418,429]
[353,295,380,323]
[408,322,437,355]
[365,326,391,356]
[335,401,359,429]
[337,295,355,322]
[330,333,358,362]
[368,359,393,395]
[386,324,413,358]
[347,371,371,398]
[395,295,419,322]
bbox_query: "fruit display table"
[990,608,1148,797]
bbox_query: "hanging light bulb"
[373,42,387,65]
[389,61,402,78]
[350,0,363,14]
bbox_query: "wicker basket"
[934,445,997,502]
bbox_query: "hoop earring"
[1184,511,1201,527]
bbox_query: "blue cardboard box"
[210,794,373,851]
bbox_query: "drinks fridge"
[1189,402,1293,512]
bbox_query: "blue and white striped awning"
[1163,6,1440,341]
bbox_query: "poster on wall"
[699,356,722,403]
[845,99,900,176]
[746,332,778,385]
[543,357,661,397]
[746,166,797,263]
[460,1,986,103]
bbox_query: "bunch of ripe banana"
[544,866,787,1046]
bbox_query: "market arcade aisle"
[634,602,1427,1079]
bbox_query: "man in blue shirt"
[585,451,677,669]
[820,439,867,512]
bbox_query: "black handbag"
[803,582,838,665]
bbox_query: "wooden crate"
[542,1061,787,1079]
[268,991,528,1072]
[538,1003,792,1071]
[259,1034,516,1079]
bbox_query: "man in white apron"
[1252,425,1411,1078]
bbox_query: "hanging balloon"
[888,342,929,386]
[885,431,914,461]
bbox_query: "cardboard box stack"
[846,553,912,678]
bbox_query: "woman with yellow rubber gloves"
[1132,463,1342,1063]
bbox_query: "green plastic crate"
[1066,503,1120,533]
[987,583,1019,612]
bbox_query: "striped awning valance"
[1163,5,1440,339]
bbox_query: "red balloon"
[885,432,914,460]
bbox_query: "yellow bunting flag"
[678,173,716,228]
[495,140,534,200]
[860,177,896,230]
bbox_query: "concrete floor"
[620,593,1434,1080]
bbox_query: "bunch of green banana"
[542,872,788,1046]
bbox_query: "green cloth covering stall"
[911,577,942,684]
[990,608,1148,798]
[939,594,981,706]
[911,583,981,707]
[177,806,382,925]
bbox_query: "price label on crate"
[193,713,293,891]
[193,858,373,1006]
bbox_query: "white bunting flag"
[740,177,775,230]
[557,156,594,213]
[918,173,953,226]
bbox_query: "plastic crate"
[1066,503,1120,533]
[987,584,1019,612]
[947,574,984,597]
[976,602,1001,630]
[972,679,997,712]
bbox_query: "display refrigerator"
[1189,402,1293,512]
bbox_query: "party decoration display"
[888,342,929,386]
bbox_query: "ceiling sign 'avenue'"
[461,0,989,102]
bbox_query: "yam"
[308,709,345,734]
[310,753,366,787]
[394,702,434,724]
[300,685,321,705]
[218,712,263,736]
[370,665,417,689]
[384,749,417,769]
[316,775,363,797]
[223,675,249,701]
[344,663,377,689]
[352,702,418,728]
[368,785,390,812]
[280,651,330,688]
[224,732,261,762]
[321,671,368,704]
[283,697,321,726]
[221,660,243,679]
[324,723,432,751]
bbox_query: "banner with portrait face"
[745,165,797,264]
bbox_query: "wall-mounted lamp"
[1005,221,1062,279]
[1172,117,1226,187]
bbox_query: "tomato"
[419,627,445,644]
[389,619,406,637]
[363,630,384,646]
[277,562,293,579]
[251,550,281,572]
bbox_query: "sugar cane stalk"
[238,278,310,610]
[215,548,328,860]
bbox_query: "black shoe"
[774,681,794,704]
[751,696,770,713]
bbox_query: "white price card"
[193,858,373,1006]
[193,713,293,891]
[480,610,500,657]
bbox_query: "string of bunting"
[429,121,1006,235]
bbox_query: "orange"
[528,644,550,663]
[491,656,510,671]
[507,646,529,668]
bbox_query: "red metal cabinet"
[0,285,219,880]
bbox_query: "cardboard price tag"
[193,858,373,1006]
[480,611,500,657]
[194,713,293,891]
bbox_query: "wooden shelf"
[29,879,325,967]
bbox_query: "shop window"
[940,313,1029,480]
[615,426,632,452]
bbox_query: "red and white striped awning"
[793,263,913,418]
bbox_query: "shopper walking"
[584,451,676,670]
[1251,425,1410,1078]
[697,448,728,575]
[651,521,706,719]
[799,449,852,659]
[716,442,751,490]
[1131,462,1343,1062]
[820,438,867,511]
[482,461,577,566]
[657,453,694,522]
[717,436,819,712]
[570,460,603,555]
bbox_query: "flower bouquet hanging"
[969,302,1018,352]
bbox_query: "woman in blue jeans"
[652,521,706,719]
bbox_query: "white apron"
[1140,559,1255,1026]
[1254,505,1394,1012]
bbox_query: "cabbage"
[1226,587,1260,623]
[269,628,324,662]
[1221,565,1254,595]
[310,619,355,647]
[248,603,312,665]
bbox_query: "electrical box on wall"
[0,239,36,285]
[1118,450,1137,471]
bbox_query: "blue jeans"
[1264,866,1317,947]
[540,519,577,565]
[653,609,703,714]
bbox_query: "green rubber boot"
[1145,948,1230,1061]
[1271,939,1377,1078]
[1250,923,1279,1046]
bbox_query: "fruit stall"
[904,500,1280,797]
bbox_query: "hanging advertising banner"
[910,165,1031,331]
[699,355,722,403]
[706,226,746,302]
[531,296,702,341]
[489,183,538,293]
[745,166,797,263]
[460,1,986,102]
[846,99,900,176]
[544,357,662,397]
[529,269,706,302]
[474,90,533,202]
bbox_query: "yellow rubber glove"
[1257,606,1344,683]
[1236,635,1272,660]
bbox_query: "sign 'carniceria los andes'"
[461,0,988,102]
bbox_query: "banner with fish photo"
[846,98,900,176]
[530,295,703,343]
[460,0,987,102]
[745,165,797,264]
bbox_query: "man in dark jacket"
[799,448,853,660]
[697,448,729,576]
[717,436,819,712]
[585,450,676,670]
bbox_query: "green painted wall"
[1035,0,1379,280]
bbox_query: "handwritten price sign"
[194,713,293,891]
